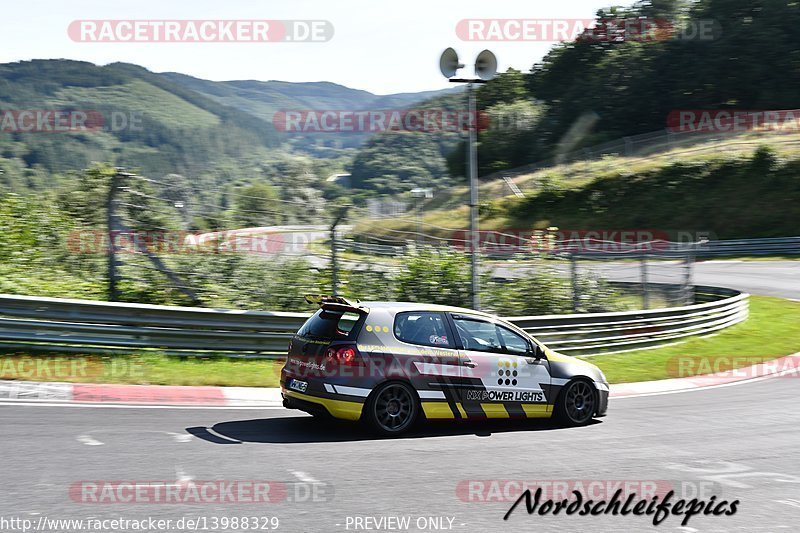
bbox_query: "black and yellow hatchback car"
[281,297,609,435]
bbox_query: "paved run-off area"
[1,374,799,532]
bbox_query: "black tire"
[364,382,419,436]
[555,380,596,426]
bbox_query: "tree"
[349,132,449,195]
[232,182,282,228]
[477,68,528,109]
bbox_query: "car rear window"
[394,311,453,348]
[297,309,361,340]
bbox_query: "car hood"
[545,347,607,383]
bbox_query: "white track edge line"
[611,366,797,399]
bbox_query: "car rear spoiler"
[304,294,369,313]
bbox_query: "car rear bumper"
[281,387,365,421]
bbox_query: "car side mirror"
[530,344,545,359]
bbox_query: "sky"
[1,0,612,95]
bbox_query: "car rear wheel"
[365,382,419,436]
[556,380,596,426]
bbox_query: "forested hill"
[0,59,456,190]
[455,0,800,174]
[161,73,460,153]
[161,72,456,123]
[0,60,286,183]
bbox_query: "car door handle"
[462,360,477,368]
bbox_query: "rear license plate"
[289,379,308,393]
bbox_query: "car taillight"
[325,345,361,366]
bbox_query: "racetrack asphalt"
[494,259,800,300]
[1,375,798,532]
[2,258,797,532]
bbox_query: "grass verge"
[0,352,284,388]
[585,295,800,383]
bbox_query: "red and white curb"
[0,381,282,407]
[0,353,797,407]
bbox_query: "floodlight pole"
[443,46,496,311]
[450,78,486,310]
[467,82,480,310]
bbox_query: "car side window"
[497,325,530,355]
[453,316,530,355]
[452,316,503,353]
[394,312,453,348]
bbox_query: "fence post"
[683,242,695,305]
[330,207,348,297]
[641,254,650,309]
[570,253,580,312]
[106,170,122,301]
[331,222,339,297]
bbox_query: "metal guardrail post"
[570,253,579,312]
[641,254,650,310]
[683,243,695,305]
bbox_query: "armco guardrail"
[343,237,800,258]
[694,237,800,257]
[0,285,748,358]
[510,286,748,356]
[565,237,800,258]
[345,240,404,256]
[0,294,308,357]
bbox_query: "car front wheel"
[556,380,596,426]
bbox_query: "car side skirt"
[422,400,552,420]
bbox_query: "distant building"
[366,198,409,217]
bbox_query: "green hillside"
[0,60,282,186]
[162,72,460,153]
[162,72,458,122]
[354,141,800,241]
[0,59,456,192]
